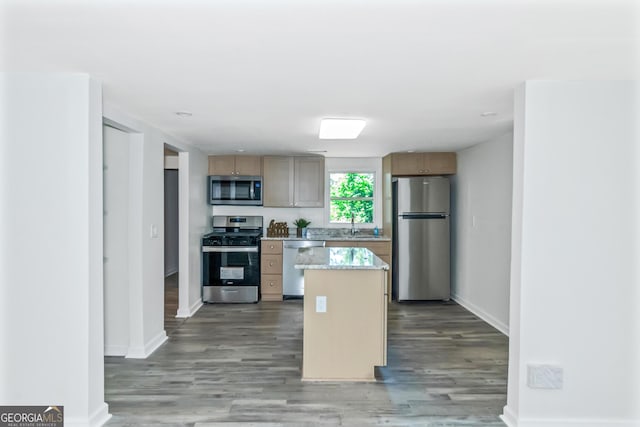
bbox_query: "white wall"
[183,150,209,316]
[102,111,166,358]
[503,81,639,427]
[103,125,131,356]
[452,133,513,334]
[0,74,110,426]
[212,204,325,232]
[212,157,383,231]
[103,105,209,345]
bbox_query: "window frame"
[327,170,376,227]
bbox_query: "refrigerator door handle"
[399,212,449,219]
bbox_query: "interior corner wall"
[451,132,513,335]
[185,150,209,316]
[0,74,110,426]
[103,125,132,356]
[139,126,167,356]
[177,147,211,318]
[504,81,639,427]
[103,105,208,352]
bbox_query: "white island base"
[302,268,388,381]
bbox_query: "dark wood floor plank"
[105,299,508,426]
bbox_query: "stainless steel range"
[202,216,263,303]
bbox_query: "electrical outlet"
[316,296,327,313]
[527,364,563,389]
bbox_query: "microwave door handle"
[250,183,255,200]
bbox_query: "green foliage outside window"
[329,173,374,223]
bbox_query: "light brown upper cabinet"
[263,156,324,208]
[208,155,262,176]
[387,152,457,176]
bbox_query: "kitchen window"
[329,172,374,224]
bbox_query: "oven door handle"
[203,246,259,253]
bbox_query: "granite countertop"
[294,247,389,271]
[261,236,390,242]
[261,227,391,242]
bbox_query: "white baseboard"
[175,307,191,318]
[452,293,509,336]
[64,402,111,427]
[176,297,203,318]
[189,298,203,315]
[125,330,168,359]
[500,407,640,427]
[104,344,128,357]
[501,405,518,427]
[89,403,112,427]
[504,417,640,427]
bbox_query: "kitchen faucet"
[351,213,357,235]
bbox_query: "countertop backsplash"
[262,227,388,240]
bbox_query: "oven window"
[203,251,260,286]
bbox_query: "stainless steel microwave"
[208,175,263,206]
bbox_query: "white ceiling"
[1,0,637,157]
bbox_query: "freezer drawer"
[395,176,450,215]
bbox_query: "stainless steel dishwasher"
[282,240,326,297]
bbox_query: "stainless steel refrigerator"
[392,176,450,301]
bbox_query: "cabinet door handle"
[269,262,274,267]
[269,281,274,287]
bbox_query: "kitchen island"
[295,247,389,381]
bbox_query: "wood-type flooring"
[105,299,508,426]
[164,273,185,336]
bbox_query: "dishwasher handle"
[283,240,326,249]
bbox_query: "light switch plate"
[527,364,563,389]
[316,296,327,313]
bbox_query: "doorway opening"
[163,145,183,334]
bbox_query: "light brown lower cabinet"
[261,240,283,301]
[260,239,392,302]
[261,275,283,301]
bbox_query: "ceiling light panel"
[319,118,366,140]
